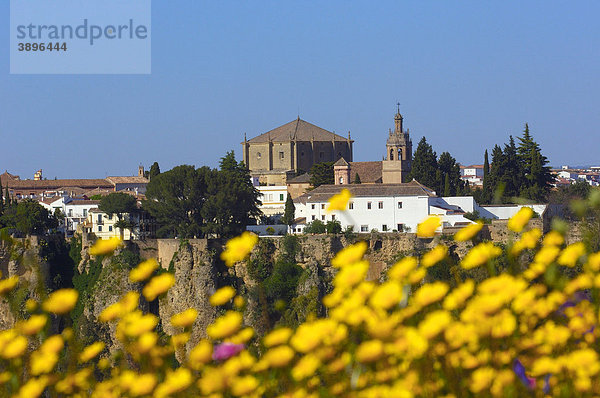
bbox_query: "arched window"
[339,177,344,184]
[389,149,394,160]
[398,148,402,160]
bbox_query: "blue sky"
[1,1,599,179]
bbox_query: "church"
[242,106,413,188]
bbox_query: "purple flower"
[513,359,536,390]
[212,342,244,361]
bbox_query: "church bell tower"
[382,103,412,183]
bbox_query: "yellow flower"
[443,280,474,310]
[142,273,175,301]
[172,333,190,347]
[412,281,449,308]
[1,335,28,359]
[39,335,64,354]
[586,251,600,272]
[387,256,417,280]
[171,308,198,328]
[326,189,352,213]
[16,376,48,398]
[117,311,158,338]
[264,327,293,347]
[42,289,78,315]
[231,375,259,396]
[220,232,259,267]
[418,310,452,339]
[188,339,213,370]
[263,345,295,368]
[331,241,368,268]
[454,221,483,241]
[30,351,58,375]
[79,342,104,363]
[137,332,158,353]
[129,258,158,282]
[89,236,122,256]
[470,367,495,393]
[333,260,369,288]
[543,230,564,247]
[417,216,441,238]
[356,340,384,363]
[209,286,236,306]
[98,302,123,323]
[421,245,448,268]
[461,242,501,269]
[369,281,403,310]
[129,373,157,397]
[507,207,533,232]
[557,242,586,267]
[0,276,19,295]
[154,368,192,398]
[227,327,254,344]
[18,314,47,335]
[291,354,321,381]
[511,227,542,255]
[233,295,245,308]
[207,311,243,340]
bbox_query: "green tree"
[480,150,491,204]
[4,199,58,235]
[4,185,10,206]
[325,220,342,234]
[354,173,361,184]
[304,220,326,234]
[443,173,451,197]
[309,162,334,188]
[408,137,438,189]
[148,162,161,180]
[202,151,261,238]
[99,193,138,238]
[517,124,554,202]
[143,165,209,238]
[437,152,461,196]
[281,193,296,226]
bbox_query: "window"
[367,202,372,210]
[257,152,262,159]
[98,226,102,232]
[331,215,336,221]
[339,177,344,184]
[349,202,354,209]
[378,201,384,209]
[361,225,369,232]
[321,204,325,209]
[397,201,403,209]
[311,204,315,210]
[109,226,113,232]
[108,214,113,220]
[311,215,316,221]
[397,223,404,232]
[382,224,388,231]
[321,215,325,221]
[279,194,284,201]
[83,209,88,217]
[68,209,73,217]
[279,152,285,159]
[97,214,102,223]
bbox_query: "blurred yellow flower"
[220,232,258,267]
[39,335,64,354]
[543,230,564,247]
[207,311,243,340]
[412,281,449,308]
[228,327,254,344]
[79,342,105,363]
[233,295,245,309]
[511,228,542,255]
[129,373,157,397]
[558,242,586,267]
[129,258,159,282]
[454,221,483,241]
[264,327,293,347]
[209,286,236,306]
[443,279,474,310]
[142,273,175,301]
[231,375,259,396]
[137,332,158,353]
[333,260,369,288]
[89,236,122,256]
[331,241,368,268]
[417,216,441,238]
[30,351,58,375]
[418,310,452,339]
[42,289,78,315]
[172,333,190,347]
[421,245,448,268]
[188,339,212,370]
[98,302,123,323]
[369,281,403,310]
[461,242,501,269]
[171,308,198,328]
[1,335,28,359]
[387,256,417,280]
[18,314,47,335]
[263,345,295,368]
[326,189,352,213]
[154,368,192,398]
[470,367,495,393]
[16,376,48,398]
[507,207,533,232]
[117,311,158,338]
[291,354,321,381]
[0,276,19,295]
[356,340,384,363]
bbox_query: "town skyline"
[2,1,599,178]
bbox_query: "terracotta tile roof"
[460,164,484,169]
[5,179,113,190]
[67,199,101,206]
[246,118,351,143]
[0,172,20,184]
[106,176,149,184]
[334,157,349,167]
[287,173,312,184]
[349,161,383,183]
[295,180,436,204]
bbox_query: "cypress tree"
[517,124,554,202]
[408,137,438,190]
[353,173,361,184]
[281,193,295,226]
[4,185,10,206]
[443,174,451,197]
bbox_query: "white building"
[39,197,100,236]
[256,185,288,217]
[460,164,484,187]
[83,208,155,241]
[293,181,547,234]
